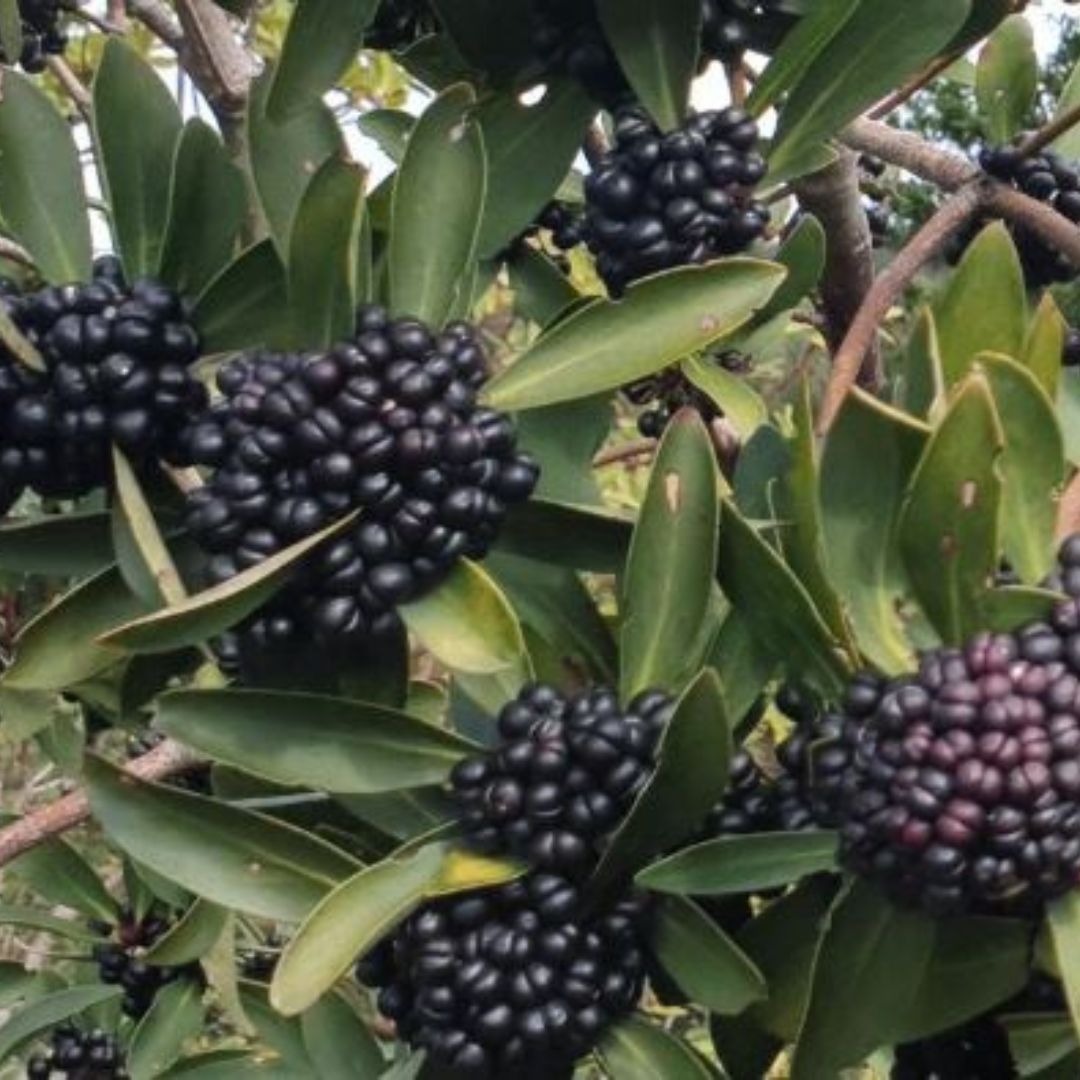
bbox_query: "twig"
[45,56,92,120]
[1020,102,1080,160]
[124,0,183,48]
[60,3,125,35]
[869,53,960,121]
[0,739,204,869]
[817,186,983,435]
[1057,469,1080,541]
[592,439,656,468]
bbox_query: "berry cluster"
[92,909,191,1018]
[181,306,538,666]
[836,615,1080,915]
[2,0,65,74]
[357,874,651,1078]
[364,0,437,51]
[583,106,769,295]
[972,143,1080,286]
[450,683,672,877]
[27,1025,127,1080]
[701,0,793,62]
[0,261,204,513]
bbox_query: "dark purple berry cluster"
[364,0,437,51]
[2,0,66,74]
[584,106,769,295]
[92,909,192,1018]
[357,873,651,1078]
[968,143,1080,286]
[701,0,794,62]
[450,684,672,877]
[0,261,204,513]
[181,305,538,666]
[27,1024,127,1080]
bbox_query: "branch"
[174,0,253,116]
[1020,101,1080,160]
[45,56,92,121]
[125,0,183,48]
[842,117,976,191]
[817,185,983,435]
[793,148,880,387]
[868,53,960,121]
[982,183,1080,269]
[1057,468,1080,541]
[593,438,655,468]
[0,739,203,869]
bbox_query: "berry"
[1,0,66,74]
[583,105,769,295]
[181,306,538,673]
[701,0,795,62]
[451,684,672,876]
[28,1023,128,1079]
[357,874,652,1077]
[0,266,204,513]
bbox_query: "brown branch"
[817,186,983,435]
[1057,469,1080,541]
[592,439,656,468]
[45,56,92,121]
[124,0,183,48]
[842,117,976,191]
[868,53,960,121]
[0,740,203,869]
[1019,101,1080,160]
[174,0,254,116]
[793,148,880,387]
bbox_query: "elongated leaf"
[589,670,731,901]
[495,499,632,573]
[681,356,768,443]
[898,373,1004,645]
[270,842,521,1014]
[158,689,475,793]
[1054,56,1080,162]
[935,222,1027,386]
[976,15,1037,144]
[0,903,109,944]
[247,69,344,259]
[0,0,23,66]
[5,565,148,691]
[901,307,946,420]
[1023,293,1067,402]
[93,39,183,278]
[159,120,247,295]
[194,241,290,353]
[400,558,529,678]
[300,994,385,1080]
[287,157,367,348]
[129,979,205,1080]
[0,512,112,576]
[145,899,229,967]
[484,260,786,411]
[1006,1015,1080,1077]
[99,511,359,654]
[638,831,838,896]
[820,390,927,673]
[621,410,720,699]
[755,214,826,323]
[596,0,699,131]
[0,71,92,282]
[268,0,376,121]
[652,896,766,1016]
[475,80,594,257]
[597,1016,722,1079]
[768,0,971,183]
[1048,892,1080,1047]
[0,985,122,1062]
[85,755,360,922]
[390,84,487,327]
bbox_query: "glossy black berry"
[27,1023,129,1080]
[0,0,66,73]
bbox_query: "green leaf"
[980,586,1064,632]
[194,241,290,353]
[268,0,376,121]
[975,15,1037,144]
[978,353,1064,583]
[4,565,148,691]
[753,214,827,324]
[99,511,359,655]
[0,903,110,944]
[286,157,366,348]
[1006,1015,1080,1078]
[270,842,521,1015]
[0,70,92,282]
[935,222,1027,386]
[1054,56,1080,162]
[85,755,360,922]
[158,689,475,793]
[900,307,946,420]
[820,390,928,673]
[300,994,386,1080]
[247,68,344,259]
[158,119,247,296]
[652,896,766,1016]
[707,611,776,731]
[597,1016,723,1079]
[621,411,719,699]
[746,0,861,117]
[145,899,230,967]
[0,512,112,577]
[767,0,971,184]
[791,881,937,1080]
[681,356,768,443]
[128,979,205,1080]
[898,373,1005,645]
[717,500,849,696]
[400,558,529,679]
[0,0,23,68]
[475,80,594,257]
[1047,892,1080,1048]
[390,84,487,326]
[506,244,581,326]
[638,831,838,896]
[1023,293,1067,402]
[516,395,608,506]
[595,0,700,131]
[356,109,413,163]
[483,260,786,411]
[496,499,632,573]
[0,985,122,1062]
[93,39,183,279]
[589,670,731,901]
